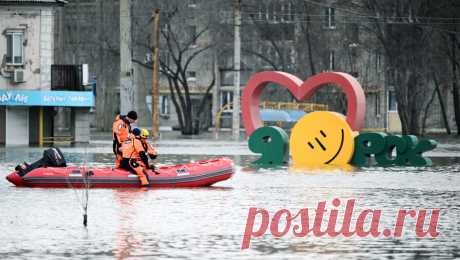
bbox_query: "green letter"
[407,139,437,166]
[375,135,407,167]
[351,132,387,166]
[248,126,289,166]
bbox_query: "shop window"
[6,30,24,65]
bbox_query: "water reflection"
[113,189,147,260]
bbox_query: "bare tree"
[439,4,460,134]
[133,6,215,135]
[356,0,440,135]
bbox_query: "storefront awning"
[0,90,94,107]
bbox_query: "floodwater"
[0,143,459,260]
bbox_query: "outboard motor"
[15,147,67,177]
[42,147,67,167]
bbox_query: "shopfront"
[0,89,94,146]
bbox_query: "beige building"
[0,0,94,146]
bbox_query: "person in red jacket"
[112,111,137,168]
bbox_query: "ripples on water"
[0,148,459,259]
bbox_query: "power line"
[1,10,460,21]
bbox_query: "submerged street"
[0,138,459,259]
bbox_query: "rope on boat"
[65,145,91,227]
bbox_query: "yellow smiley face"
[290,111,356,167]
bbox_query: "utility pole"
[151,9,161,140]
[212,49,220,126]
[120,0,134,114]
[232,0,241,141]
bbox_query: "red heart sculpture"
[241,71,366,136]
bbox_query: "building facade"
[54,0,457,134]
[0,0,93,146]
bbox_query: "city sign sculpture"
[241,71,437,168]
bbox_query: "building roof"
[0,0,68,6]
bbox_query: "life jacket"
[141,139,157,157]
[112,115,132,154]
[121,137,146,161]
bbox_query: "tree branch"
[242,48,279,70]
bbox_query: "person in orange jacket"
[140,131,157,161]
[120,128,156,186]
[112,111,137,168]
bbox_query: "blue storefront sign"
[0,90,94,107]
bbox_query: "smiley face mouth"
[324,128,345,164]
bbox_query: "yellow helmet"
[140,128,149,139]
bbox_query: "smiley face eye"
[315,137,326,151]
[320,130,327,137]
[308,130,328,150]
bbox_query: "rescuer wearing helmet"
[112,111,137,168]
[139,128,158,161]
[120,128,156,187]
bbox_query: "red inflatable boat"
[6,158,234,188]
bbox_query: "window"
[160,51,170,67]
[281,2,294,22]
[6,31,24,65]
[329,51,335,70]
[188,25,197,45]
[388,90,397,111]
[187,71,196,84]
[220,70,250,86]
[324,7,336,29]
[220,70,234,86]
[257,4,264,20]
[376,52,382,71]
[268,2,276,22]
[161,23,169,35]
[160,95,170,115]
[220,91,234,110]
[375,94,381,115]
[350,23,359,42]
[187,71,196,78]
[188,0,197,8]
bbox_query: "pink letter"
[326,198,341,237]
[270,209,292,237]
[415,209,440,238]
[241,208,269,250]
[356,209,382,237]
[313,201,327,237]
[291,208,311,237]
[394,210,416,237]
[339,199,356,237]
